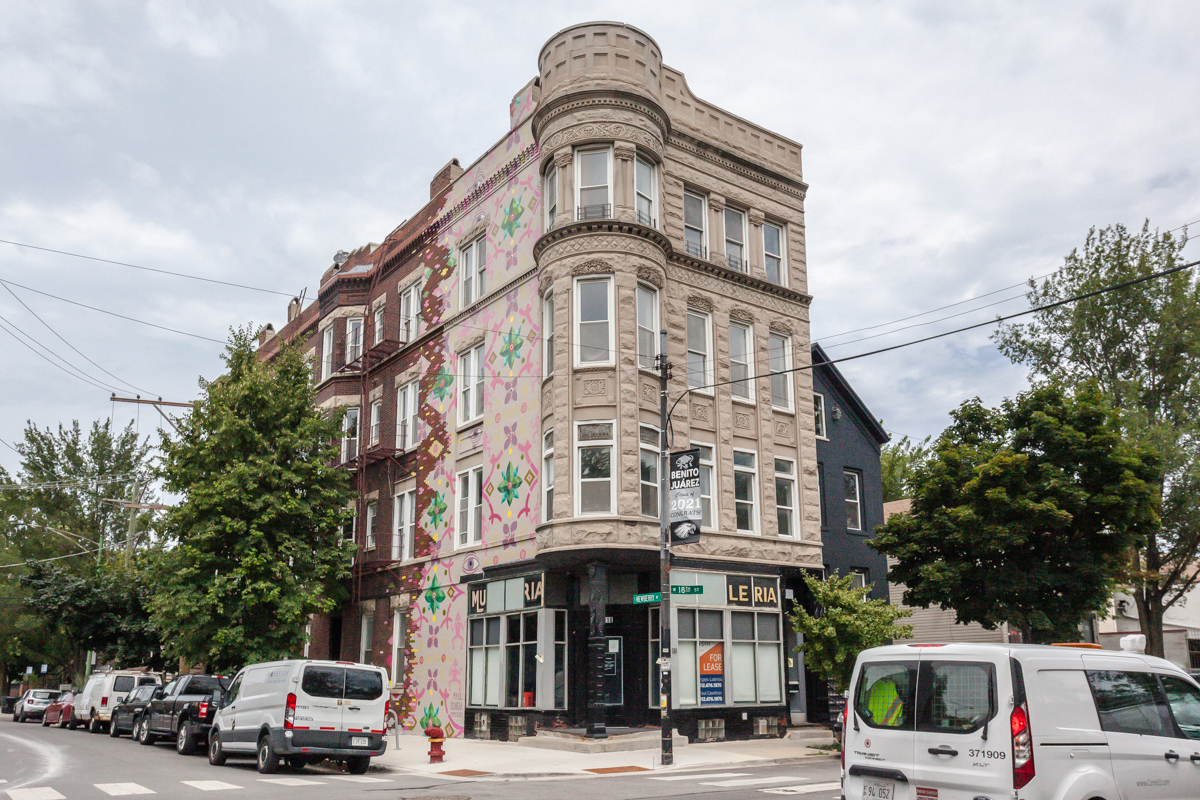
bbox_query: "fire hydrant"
[425,725,445,764]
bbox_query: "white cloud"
[145,0,243,60]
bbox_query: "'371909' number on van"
[967,749,1006,759]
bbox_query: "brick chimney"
[430,158,463,199]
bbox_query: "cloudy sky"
[2,0,1197,477]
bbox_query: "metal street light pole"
[657,328,673,767]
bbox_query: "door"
[845,658,918,800]
[343,667,385,743]
[1161,674,1200,794]
[911,659,1007,800]
[298,664,345,737]
[149,678,178,733]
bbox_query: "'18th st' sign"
[669,448,702,545]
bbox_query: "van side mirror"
[211,688,223,707]
[152,687,164,700]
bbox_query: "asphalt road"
[0,717,843,800]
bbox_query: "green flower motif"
[500,197,525,238]
[419,702,442,730]
[428,491,447,528]
[497,462,523,505]
[425,575,447,615]
[499,326,524,369]
[431,365,454,400]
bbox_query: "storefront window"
[467,575,560,710]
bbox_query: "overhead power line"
[0,315,115,392]
[0,238,295,297]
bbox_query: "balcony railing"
[636,210,657,227]
[685,241,708,259]
[577,204,612,221]
[726,253,747,272]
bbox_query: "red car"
[42,692,77,729]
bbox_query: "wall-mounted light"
[832,406,843,421]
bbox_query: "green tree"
[880,435,931,503]
[150,327,354,670]
[789,573,913,693]
[873,384,1159,643]
[993,221,1197,656]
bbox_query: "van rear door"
[343,667,386,744]
[297,664,345,737]
[845,655,918,800]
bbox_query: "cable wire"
[0,316,114,392]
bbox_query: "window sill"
[457,419,484,437]
[732,397,757,408]
[771,404,795,415]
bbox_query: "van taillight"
[841,705,848,769]
[101,697,108,707]
[1011,703,1034,788]
[284,692,296,730]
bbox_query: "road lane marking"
[181,781,243,791]
[5,789,66,800]
[257,778,325,786]
[326,776,392,782]
[701,776,805,787]
[95,784,156,796]
[649,772,752,781]
[762,782,843,795]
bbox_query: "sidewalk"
[372,732,837,780]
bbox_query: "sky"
[1,0,1198,477]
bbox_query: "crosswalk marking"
[701,776,805,787]
[649,772,751,781]
[180,781,243,792]
[94,785,155,796]
[5,789,65,800]
[326,776,392,783]
[761,782,843,795]
[257,778,325,786]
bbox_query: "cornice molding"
[669,251,813,308]
[668,131,808,200]
[533,219,672,262]
[532,88,671,142]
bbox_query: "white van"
[842,643,1200,800]
[208,659,388,775]
[74,669,162,732]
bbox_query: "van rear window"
[917,661,995,733]
[344,669,383,701]
[112,676,135,693]
[302,666,345,698]
[855,661,917,729]
[32,691,59,700]
[137,677,158,686]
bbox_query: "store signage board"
[669,449,702,545]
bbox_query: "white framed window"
[397,380,418,450]
[775,458,796,539]
[542,293,554,375]
[635,155,655,226]
[346,317,364,363]
[373,305,385,345]
[365,501,377,549]
[544,165,557,230]
[359,612,373,664]
[850,569,869,590]
[369,400,382,446]
[341,407,360,462]
[730,610,783,704]
[321,327,334,381]
[686,310,712,391]
[763,221,785,286]
[844,469,862,531]
[724,208,747,272]
[575,147,612,219]
[574,276,613,366]
[459,344,485,424]
[817,462,826,529]
[392,488,416,561]
[733,449,758,534]
[542,430,555,522]
[636,284,658,371]
[457,465,484,547]
[460,236,486,308]
[683,191,707,258]
[729,322,753,401]
[639,425,659,518]
[768,333,793,410]
[576,421,614,516]
[398,280,421,344]
[391,609,408,686]
[693,443,716,530]
[814,392,827,439]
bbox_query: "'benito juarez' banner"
[669,448,702,545]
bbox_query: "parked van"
[842,643,1200,800]
[208,659,388,775]
[74,669,162,733]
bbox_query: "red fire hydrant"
[425,725,445,763]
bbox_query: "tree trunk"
[1134,590,1167,659]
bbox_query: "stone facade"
[263,21,820,742]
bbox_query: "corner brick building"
[260,21,824,742]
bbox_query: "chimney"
[287,297,301,323]
[258,323,276,347]
[430,158,463,199]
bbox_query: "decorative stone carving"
[748,209,765,226]
[541,122,664,158]
[613,141,637,161]
[535,95,670,146]
[641,381,657,403]
[636,264,664,288]
[687,295,714,312]
[542,384,553,413]
[769,320,794,334]
[708,194,726,213]
[729,306,754,322]
[692,401,712,423]
[572,259,615,276]
[542,233,667,267]
[734,412,752,429]
[775,421,792,439]
[460,332,486,350]
[584,379,607,397]
[553,149,573,169]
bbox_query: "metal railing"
[577,204,612,221]
[726,253,746,272]
[684,241,707,259]
[636,210,657,227]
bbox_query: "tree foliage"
[872,384,1159,644]
[993,221,1198,655]
[150,327,354,670]
[789,573,913,693]
[881,435,931,503]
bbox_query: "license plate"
[862,779,895,800]
[351,736,369,747]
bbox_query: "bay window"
[684,191,707,258]
[763,221,785,286]
[635,155,655,226]
[544,165,557,230]
[636,284,658,370]
[724,208,746,272]
[575,277,613,366]
[346,317,363,363]
[373,305,385,345]
[321,327,334,381]
[686,310,712,391]
[341,407,360,462]
[369,400,381,446]
[693,443,716,530]
[639,425,659,518]
[576,421,614,515]
[576,147,611,220]
[542,293,554,375]
[365,501,377,549]
[542,431,555,522]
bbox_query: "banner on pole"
[669,448,702,545]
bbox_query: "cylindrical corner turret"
[537,21,663,109]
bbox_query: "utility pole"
[125,479,144,565]
[657,329,673,767]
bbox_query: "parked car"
[12,689,61,723]
[842,642,1200,800]
[109,684,158,738]
[74,669,161,733]
[138,673,230,754]
[208,659,388,774]
[42,691,76,728]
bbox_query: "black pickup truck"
[138,673,230,755]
